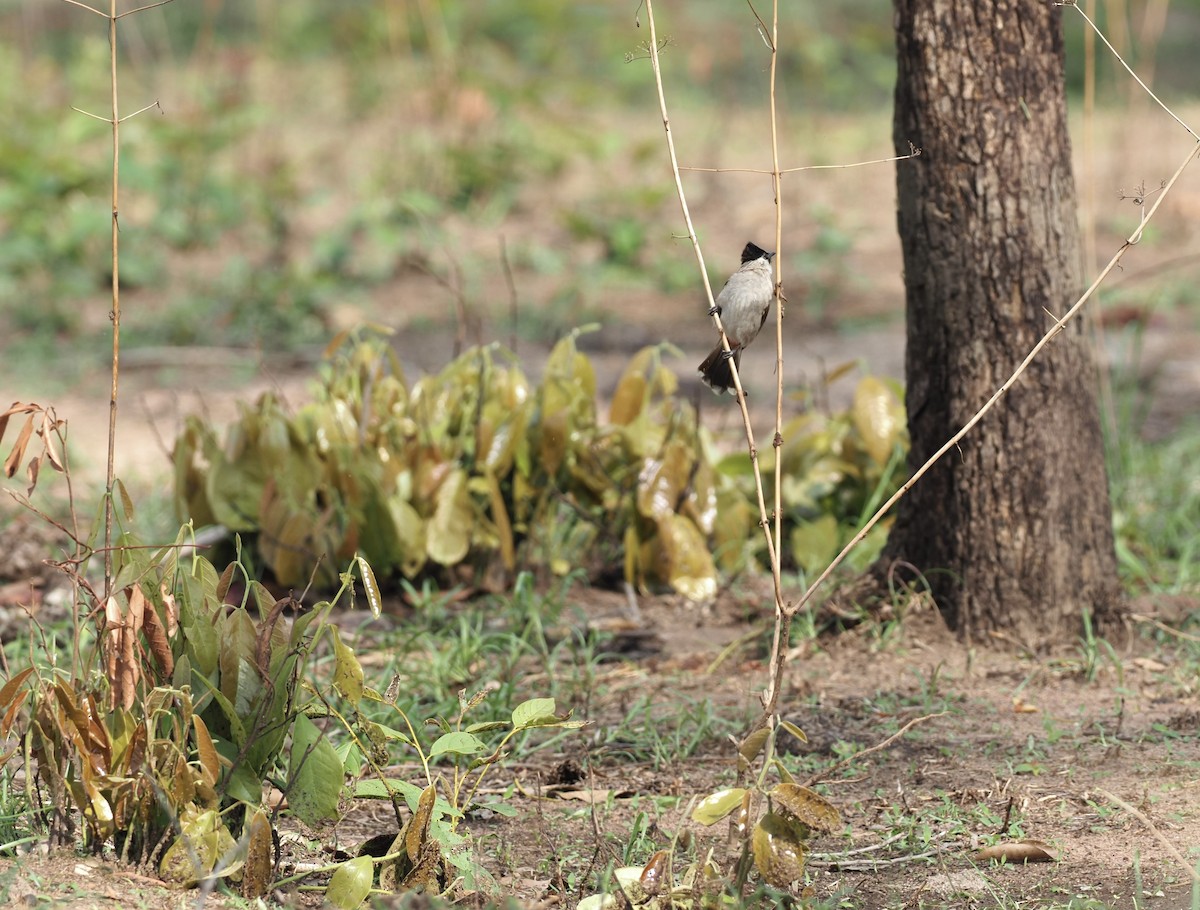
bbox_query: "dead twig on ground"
[1096,788,1200,884]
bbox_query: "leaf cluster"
[720,371,907,577]
[578,721,840,906]
[173,328,752,599]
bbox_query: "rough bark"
[883,0,1122,645]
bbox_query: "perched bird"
[697,242,775,394]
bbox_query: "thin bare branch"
[641,0,784,604]
[60,0,106,17]
[743,0,774,53]
[678,166,775,174]
[1060,2,1197,140]
[118,100,163,123]
[680,147,921,175]
[781,146,922,173]
[70,106,114,123]
[762,0,789,722]
[795,139,1200,614]
[115,0,179,19]
[802,712,946,789]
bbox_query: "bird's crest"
[740,242,774,264]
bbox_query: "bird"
[697,242,775,395]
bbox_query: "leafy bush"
[173,329,909,596]
[721,371,907,578]
[174,327,752,598]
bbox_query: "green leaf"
[790,514,840,575]
[429,731,485,757]
[511,697,556,729]
[353,777,425,805]
[288,714,344,826]
[691,787,747,825]
[465,720,509,734]
[326,855,374,910]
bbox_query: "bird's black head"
[740,242,775,264]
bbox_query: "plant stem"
[103,0,121,602]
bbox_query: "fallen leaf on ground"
[977,840,1057,863]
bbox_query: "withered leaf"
[977,840,1057,864]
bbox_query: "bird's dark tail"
[698,346,742,395]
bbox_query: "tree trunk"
[884,0,1122,645]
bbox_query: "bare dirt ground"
[3,103,1200,907]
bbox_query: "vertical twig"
[104,0,121,601]
[500,235,518,353]
[760,0,791,723]
[640,0,785,617]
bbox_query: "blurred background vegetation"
[1,1,1198,594]
[3,0,1198,370]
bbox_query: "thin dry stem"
[795,139,1200,614]
[104,0,120,601]
[1096,788,1200,883]
[801,711,946,789]
[1060,1,1198,140]
[680,149,921,175]
[762,0,790,723]
[640,0,784,604]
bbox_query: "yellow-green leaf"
[332,628,364,706]
[738,726,770,773]
[427,470,471,566]
[691,787,747,826]
[326,855,374,910]
[852,375,905,466]
[789,514,840,575]
[652,513,718,601]
[512,697,556,729]
[355,555,382,619]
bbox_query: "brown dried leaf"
[405,784,436,863]
[140,587,174,679]
[770,783,841,834]
[977,840,1057,864]
[216,562,236,605]
[4,415,34,478]
[241,808,274,899]
[193,714,221,787]
[0,402,15,444]
[639,849,670,896]
[752,811,807,889]
[0,667,36,718]
[37,411,65,473]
